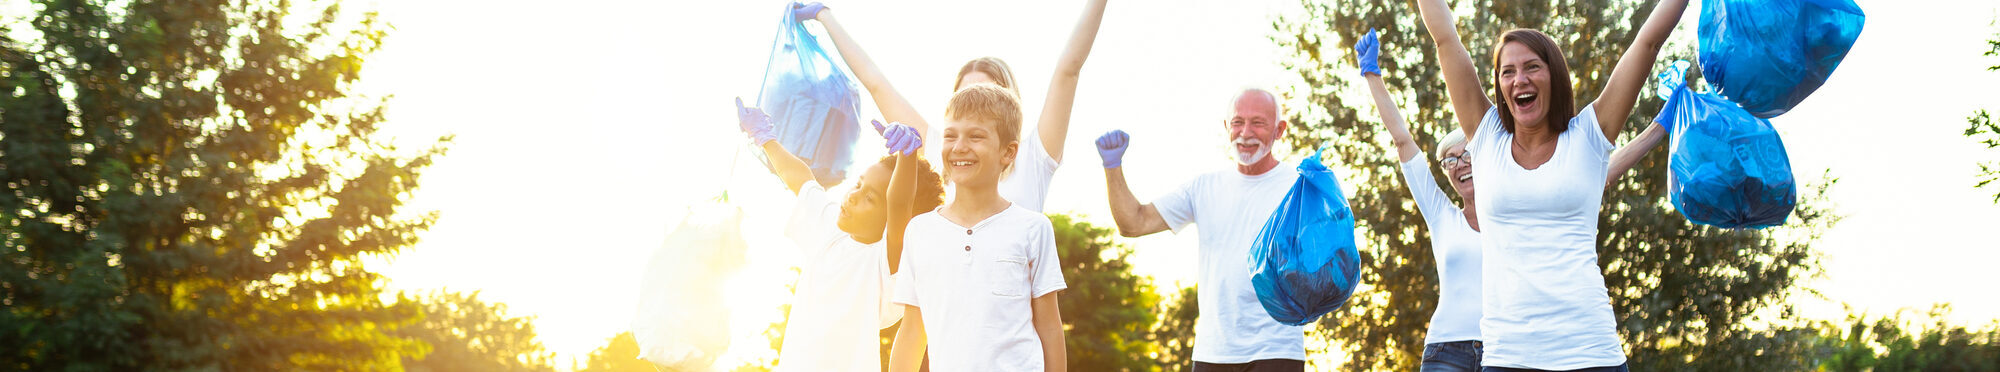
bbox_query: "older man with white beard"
[1092,88,1306,372]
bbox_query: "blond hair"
[945,84,1024,176]
[953,57,1019,95]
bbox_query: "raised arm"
[1094,131,1169,237]
[1606,121,1667,185]
[739,98,817,193]
[1033,0,1109,163]
[1415,0,1491,136]
[1355,30,1422,162]
[880,122,923,273]
[1591,0,1689,140]
[808,4,930,134]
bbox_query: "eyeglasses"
[1441,152,1472,169]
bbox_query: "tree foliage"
[1,0,446,370]
[575,332,658,372]
[1149,286,1198,371]
[396,291,556,372]
[1272,0,1839,369]
[1817,305,2000,372]
[1048,213,1163,371]
[1968,22,2000,203]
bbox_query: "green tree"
[1049,213,1163,371]
[397,291,556,372]
[1967,21,2000,203]
[1149,286,1198,371]
[1816,305,2000,372]
[1,0,446,370]
[1272,0,1839,369]
[576,332,659,372]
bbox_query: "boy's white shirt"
[774,184,902,372]
[893,205,1066,372]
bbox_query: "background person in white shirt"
[889,84,1068,372]
[1412,0,1688,370]
[1352,30,1668,372]
[1092,88,1307,372]
[798,0,1109,212]
[735,99,946,372]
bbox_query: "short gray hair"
[1435,129,1467,160]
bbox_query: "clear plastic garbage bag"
[632,203,749,370]
[1656,62,1797,229]
[757,4,863,187]
[1249,148,1362,326]
[1697,0,1865,118]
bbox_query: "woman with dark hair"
[1411,0,1687,371]
[796,1,1107,213]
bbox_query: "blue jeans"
[1482,363,1629,372]
[1420,341,1483,372]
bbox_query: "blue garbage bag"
[757,4,863,187]
[1249,148,1362,326]
[1697,0,1865,118]
[1655,62,1797,229]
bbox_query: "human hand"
[736,97,777,145]
[873,120,922,156]
[791,2,826,22]
[1094,130,1130,168]
[1354,28,1381,77]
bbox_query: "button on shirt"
[893,205,1066,372]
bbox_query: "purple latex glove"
[872,120,922,156]
[1095,130,1129,169]
[736,97,777,146]
[791,2,826,22]
[1354,28,1381,77]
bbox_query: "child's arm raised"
[880,121,923,273]
[739,98,816,193]
[887,306,927,372]
[1032,293,1066,371]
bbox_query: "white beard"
[1233,138,1270,166]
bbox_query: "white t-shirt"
[1399,153,1483,346]
[1152,162,1307,363]
[892,205,1066,371]
[1467,105,1625,369]
[997,129,1060,213]
[775,184,903,372]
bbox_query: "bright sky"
[352,0,2000,367]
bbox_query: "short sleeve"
[1469,106,1506,156]
[1399,152,1461,227]
[877,271,905,329]
[785,184,841,263]
[999,131,1059,212]
[891,219,921,308]
[1570,104,1614,155]
[1151,177,1202,233]
[1028,216,1067,298]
